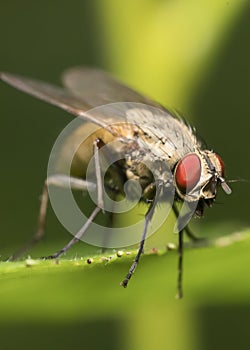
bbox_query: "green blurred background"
[0,1,250,349]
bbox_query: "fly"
[0,67,232,298]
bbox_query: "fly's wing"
[0,68,159,130]
[63,68,201,155]
[0,72,108,128]
[0,68,200,154]
[62,67,160,108]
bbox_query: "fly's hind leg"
[41,138,105,260]
[9,137,106,261]
[8,175,97,261]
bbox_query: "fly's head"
[173,150,231,216]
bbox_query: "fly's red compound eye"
[175,153,201,193]
[214,153,225,177]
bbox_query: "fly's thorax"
[125,151,174,201]
[173,149,226,204]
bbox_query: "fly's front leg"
[177,230,184,299]
[121,184,162,288]
[172,202,208,299]
[120,201,155,288]
[8,175,97,261]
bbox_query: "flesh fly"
[0,67,231,298]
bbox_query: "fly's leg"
[42,139,105,259]
[8,175,97,261]
[43,205,101,259]
[94,138,126,252]
[172,202,209,298]
[120,185,161,288]
[9,137,104,261]
[8,179,49,261]
[177,230,184,299]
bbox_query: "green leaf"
[1,229,250,319]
